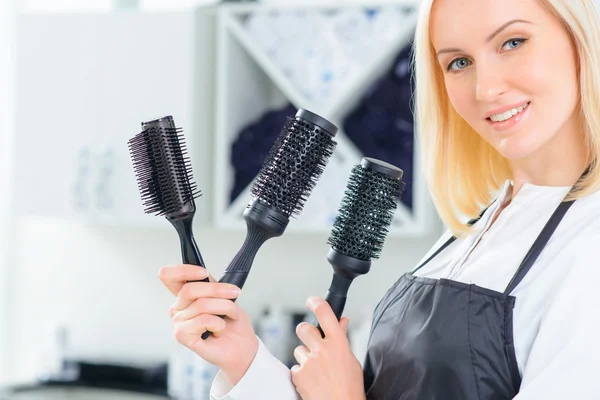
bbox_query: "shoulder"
[547,211,600,291]
[568,186,600,227]
[550,187,600,251]
[518,190,600,287]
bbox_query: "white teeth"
[489,103,529,122]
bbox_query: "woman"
[159,0,600,398]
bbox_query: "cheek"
[446,81,468,113]
[445,80,482,127]
[512,53,557,99]
[520,43,579,107]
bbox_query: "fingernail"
[197,268,208,278]
[229,286,241,296]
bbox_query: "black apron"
[363,191,577,400]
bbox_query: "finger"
[290,364,301,385]
[340,317,350,332]
[172,297,243,322]
[174,314,227,346]
[170,282,241,313]
[158,264,209,296]
[296,321,323,351]
[293,345,311,365]
[290,365,306,396]
[306,296,341,340]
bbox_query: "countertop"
[0,386,169,400]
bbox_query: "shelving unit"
[213,1,439,237]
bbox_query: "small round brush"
[202,109,338,340]
[315,157,404,338]
[127,115,209,283]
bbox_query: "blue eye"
[502,38,526,51]
[446,37,527,72]
[447,58,471,72]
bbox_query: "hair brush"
[127,115,209,283]
[314,157,404,338]
[198,109,338,340]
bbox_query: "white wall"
[7,218,440,383]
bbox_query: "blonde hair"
[412,0,600,237]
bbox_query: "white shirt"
[210,180,600,400]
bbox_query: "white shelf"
[225,15,308,116]
[213,1,438,237]
[224,2,418,121]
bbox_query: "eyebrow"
[436,19,532,56]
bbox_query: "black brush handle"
[220,223,271,286]
[200,224,271,340]
[220,223,269,297]
[316,274,353,337]
[201,200,289,340]
[167,213,209,283]
[314,249,371,338]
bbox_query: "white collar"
[497,179,572,207]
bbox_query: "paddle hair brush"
[315,157,404,337]
[128,115,208,283]
[199,109,337,340]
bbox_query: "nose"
[475,62,509,103]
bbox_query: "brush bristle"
[250,116,336,217]
[327,165,405,260]
[127,126,200,216]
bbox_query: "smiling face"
[430,0,581,162]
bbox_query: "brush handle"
[313,249,371,338]
[201,201,289,340]
[201,223,272,340]
[316,274,352,338]
[220,223,271,285]
[168,215,209,283]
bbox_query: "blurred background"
[0,0,450,398]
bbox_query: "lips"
[484,101,531,120]
[485,101,531,132]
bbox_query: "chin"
[493,136,543,161]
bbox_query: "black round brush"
[127,115,209,283]
[200,109,338,340]
[315,157,404,338]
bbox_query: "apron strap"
[503,198,575,295]
[410,236,457,274]
[411,166,589,282]
[503,165,590,295]
[411,207,488,275]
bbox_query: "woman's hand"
[290,296,366,400]
[159,264,258,386]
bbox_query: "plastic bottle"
[37,323,79,383]
[257,304,293,365]
[168,342,192,399]
[192,354,220,399]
